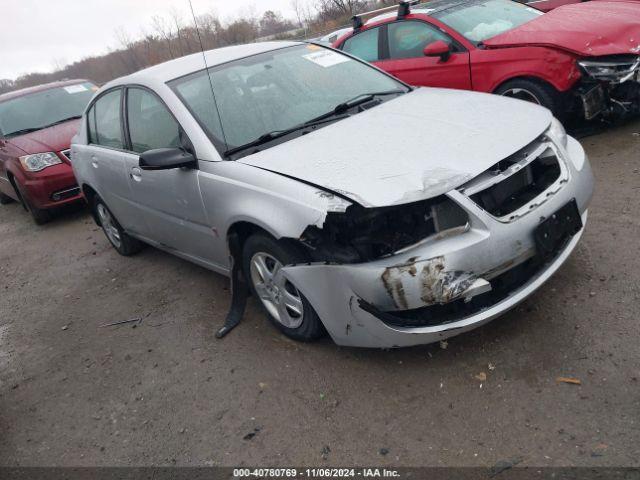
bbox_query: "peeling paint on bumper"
[282,137,594,348]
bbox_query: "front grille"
[61,149,72,161]
[460,138,563,220]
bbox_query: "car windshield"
[432,0,543,44]
[0,82,97,138]
[169,44,407,154]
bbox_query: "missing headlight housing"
[300,196,468,263]
[579,55,640,83]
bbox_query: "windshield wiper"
[5,116,82,138]
[225,114,350,157]
[40,115,82,129]
[308,89,408,123]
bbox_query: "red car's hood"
[484,2,640,56]
[8,119,80,162]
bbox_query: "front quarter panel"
[197,160,351,269]
[471,46,581,93]
[0,141,23,200]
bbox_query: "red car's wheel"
[495,78,563,119]
[13,181,52,225]
[0,192,14,205]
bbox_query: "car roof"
[105,41,304,89]
[320,27,353,41]
[366,0,473,25]
[0,79,90,103]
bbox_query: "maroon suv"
[0,79,97,224]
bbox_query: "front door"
[377,20,471,90]
[122,87,214,263]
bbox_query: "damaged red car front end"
[335,0,640,122]
[484,2,640,119]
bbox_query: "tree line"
[0,0,395,95]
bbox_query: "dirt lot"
[0,121,639,468]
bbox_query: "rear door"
[85,88,148,236]
[340,25,385,65]
[122,86,213,262]
[378,20,471,89]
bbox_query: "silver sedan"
[71,41,594,348]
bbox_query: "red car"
[0,80,97,224]
[523,0,639,12]
[334,0,640,121]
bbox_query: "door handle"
[130,167,142,182]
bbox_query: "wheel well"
[227,222,272,254]
[6,172,25,207]
[7,171,17,193]
[82,185,100,224]
[493,75,554,95]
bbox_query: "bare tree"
[9,1,400,91]
[151,15,176,59]
[0,79,15,95]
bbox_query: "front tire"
[93,196,143,256]
[495,78,564,119]
[242,233,325,342]
[0,192,14,205]
[14,181,52,225]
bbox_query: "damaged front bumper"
[282,137,594,348]
[576,55,640,120]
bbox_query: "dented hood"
[484,2,640,56]
[239,88,551,208]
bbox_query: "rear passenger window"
[89,89,124,149]
[127,88,181,154]
[341,28,381,63]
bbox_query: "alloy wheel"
[249,252,304,329]
[97,203,122,249]
[501,88,542,105]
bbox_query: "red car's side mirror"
[424,40,451,61]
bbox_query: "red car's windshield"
[433,0,543,43]
[0,82,96,138]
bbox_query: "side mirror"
[139,148,197,171]
[424,40,451,61]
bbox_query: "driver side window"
[126,88,181,154]
[388,21,452,60]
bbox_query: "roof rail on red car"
[351,0,420,31]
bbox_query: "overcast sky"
[0,0,299,80]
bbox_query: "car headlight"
[578,56,640,83]
[547,118,568,150]
[19,152,62,172]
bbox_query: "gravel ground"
[0,120,639,468]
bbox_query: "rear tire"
[242,233,326,342]
[14,181,52,225]
[92,196,143,256]
[495,78,564,120]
